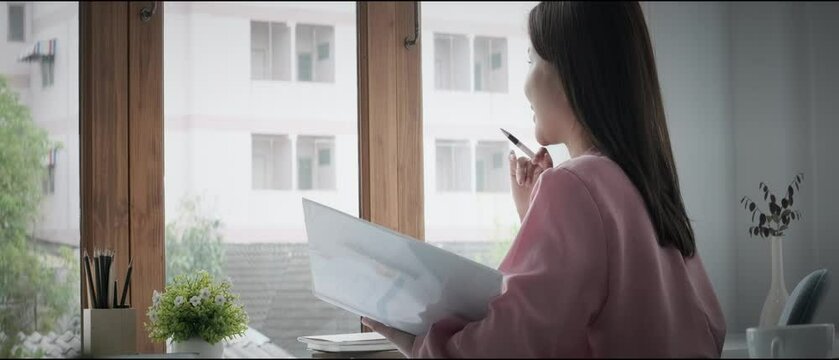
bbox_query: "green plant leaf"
[759,214,766,226]
[749,203,756,212]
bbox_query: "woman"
[363,2,726,357]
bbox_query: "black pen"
[94,252,102,308]
[500,128,536,158]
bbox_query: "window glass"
[8,3,25,42]
[165,3,358,357]
[297,135,335,190]
[296,24,334,82]
[474,36,507,92]
[433,33,469,91]
[250,21,269,79]
[475,141,509,193]
[251,21,291,81]
[423,2,567,269]
[252,134,292,190]
[435,139,472,192]
[0,2,81,357]
[270,22,291,81]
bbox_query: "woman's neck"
[566,135,595,158]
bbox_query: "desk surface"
[723,333,839,358]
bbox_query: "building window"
[7,3,25,42]
[297,136,335,190]
[473,36,507,92]
[434,33,470,91]
[252,134,292,190]
[41,57,54,87]
[251,21,291,81]
[475,141,509,192]
[42,147,58,195]
[296,24,334,83]
[436,139,471,192]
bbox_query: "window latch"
[404,2,419,49]
[140,1,158,23]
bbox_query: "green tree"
[165,196,225,284]
[0,75,78,357]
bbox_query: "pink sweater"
[411,151,726,358]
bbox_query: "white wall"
[731,2,822,331]
[644,1,839,332]
[805,2,839,327]
[643,1,736,331]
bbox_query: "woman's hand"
[509,147,553,221]
[361,317,416,357]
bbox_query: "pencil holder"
[83,308,137,357]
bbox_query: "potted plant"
[740,172,803,327]
[145,270,248,357]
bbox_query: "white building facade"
[162,1,548,249]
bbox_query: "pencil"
[84,252,98,309]
[120,260,133,307]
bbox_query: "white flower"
[190,296,202,307]
[149,311,158,323]
[152,290,162,307]
[199,287,211,299]
[174,296,185,306]
[214,294,225,306]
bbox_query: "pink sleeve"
[411,168,609,358]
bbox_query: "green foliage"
[165,196,225,284]
[0,75,79,357]
[740,173,804,238]
[145,270,248,345]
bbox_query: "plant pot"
[759,236,789,327]
[170,336,223,358]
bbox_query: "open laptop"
[302,198,503,335]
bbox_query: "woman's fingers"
[362,317,385,334]
[532,147,553,169]
[516,157,530,185]
[510,150,550,186]
[508,151,517,179]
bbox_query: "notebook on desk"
[302,198,503,336]
[298,332,397,353]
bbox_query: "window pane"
[435,139,471,192]
[250,21,269,80]
[165,3,358,357]
[0,2,81,357]
[252,134,291,190]
[8,4,25,42]
[270,22,291,81]
[476,141,509,192]
[297,135,335,191]
[297,24,334,83]
[474,36,507,93]
[423,2,568,269]
[433,33,469,91]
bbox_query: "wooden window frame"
[80,1,422,353]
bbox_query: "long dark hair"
[529,1,696,257]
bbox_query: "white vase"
[170,336,223,358]
[759,236,789,327]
